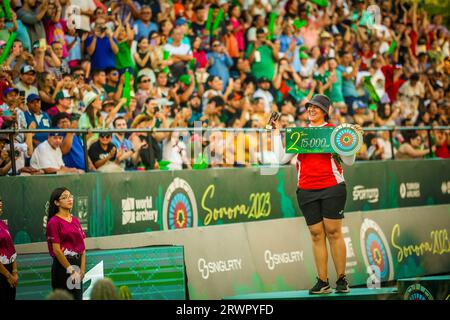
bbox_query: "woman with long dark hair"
[46,187,86,300]
[78,92,104,145]
[0,197,18,301]
[271,94,362,294]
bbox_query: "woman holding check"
[46,187,86,300]
[270,94,362,294]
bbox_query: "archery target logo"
[330,124,363,156]
[360,218,394,282]
[162,178,198,230]
[404,284,434,300]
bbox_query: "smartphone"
[39,38,47,51]
[19,90,25,98]
[107,7,112,16]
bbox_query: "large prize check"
[285,124,363,156]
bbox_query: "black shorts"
[297,183,347,226]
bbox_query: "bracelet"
[12,269,18,274]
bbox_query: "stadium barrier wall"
[0,159,449,244]
[14,205,450,300]
[16,246,187,300]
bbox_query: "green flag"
[193,153,208,170]
[293,19,307,29]
[0,31,16,64]
[211,8,223,35]
[2,0,12,20]
[122,71,131,107]
[310,0,328,8]
[387,40,397,56]
[267,12,278,40]
[368,103,378,111]
[205,8,213,34]
[363,76,380,103]
[162,50,170,74]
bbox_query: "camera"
[98,26,107,33]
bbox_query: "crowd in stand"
[0,0,449,175]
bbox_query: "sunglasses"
[140,79,150,83]
[99,134,111,138]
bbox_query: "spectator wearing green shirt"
[328,58,346,109]
[114,19,135,73]
[78,92,105,146]
[313,56,335,97]
[245,28,279,81]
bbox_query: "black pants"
[0,263,16,301]
[51,256,83,300]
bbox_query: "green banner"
[16,246,187,300]
[1,160,449,244]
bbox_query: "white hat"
[83,91,99,108]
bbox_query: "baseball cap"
[176,18,187,26]
[55,90,71,102]
[3,87,19,96]
[27,93,41,103]
[258,77,270,83]
[353,100,367,110]
[49,131,64,137]
[20,65,35,74]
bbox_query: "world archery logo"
[404,284,434,300]
[162,178,198,230]
[360,218,394,282]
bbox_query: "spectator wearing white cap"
[78,91,104,145]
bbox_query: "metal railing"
[1,126,449,176]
